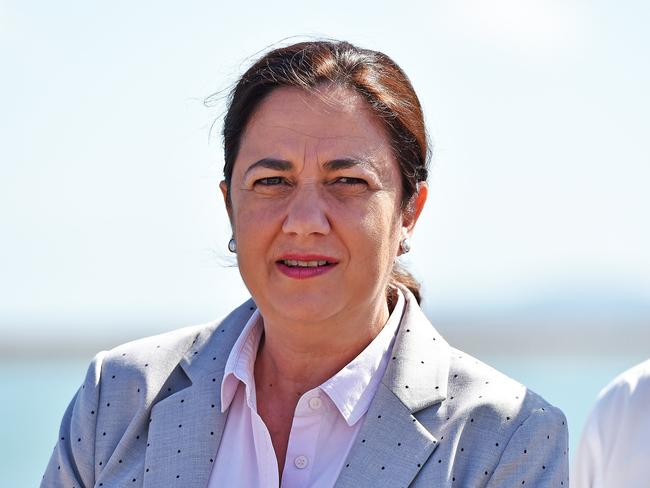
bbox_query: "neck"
[254,296,391,396]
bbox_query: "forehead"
[236,85,395,169]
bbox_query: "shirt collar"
[219,288,406,425]
[220,308,263,412]
[320,288,405,426]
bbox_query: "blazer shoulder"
[98,297,256,375]
[443,346,567,442]
[416,347,569,486]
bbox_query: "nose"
[282,184,331,236]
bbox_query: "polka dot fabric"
[41,301,256,488]
[334,291,569,487]
[41,291,569,487]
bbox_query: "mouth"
[275,255,339,279]
[279,259,334,268]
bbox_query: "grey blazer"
[42,291,569,487]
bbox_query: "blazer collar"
[382,285,450,412]
[335,286,451,487]
[175,287,450,414]
[334,382,441,488]
[142,299,256,488]
[178,299,258,387]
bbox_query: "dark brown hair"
[220,40,430,302]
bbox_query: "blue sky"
[2,0,649,341]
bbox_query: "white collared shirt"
[573,358,650,488]
[208,289,405,488]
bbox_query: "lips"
[281,259,331,268]
[275,254,339,279]
[276,254,339,265]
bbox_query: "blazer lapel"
[334,382,439,488]
[335,288,450,487]
[143,300,256,488]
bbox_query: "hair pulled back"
[221,40,430,303]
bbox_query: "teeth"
[283,260,329,267]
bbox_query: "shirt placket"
[250,408,280,487]
[281,389,326,488]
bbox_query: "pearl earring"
[400,237,411,254]
[228,238,237,253]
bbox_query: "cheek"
[232,193,285,237]
[339,195,401,265]
[232,202,281,288]
[230,195,286,274]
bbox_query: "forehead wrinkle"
[240,88,395,180]
[256,119,371,143]
[312,134,387,174]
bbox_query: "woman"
[42,40,568,487]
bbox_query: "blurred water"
[1,359,87,488]
[2,354,646,487]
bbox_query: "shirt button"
[294,455,309,469]
[308,397,322,410]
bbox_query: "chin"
[268,292,344,323]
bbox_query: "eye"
[254,176,286,186]
[333,177,366,185]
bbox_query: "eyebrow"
[244,157,380,176]
[323,158,379,173]
[243,158,292,177]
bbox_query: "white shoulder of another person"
[573,358,650,488]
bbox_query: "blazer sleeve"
[41,351,106,488]
[486,405,570,487]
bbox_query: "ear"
[400,181,428,240]
[219,180,233,225]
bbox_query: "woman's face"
[222,85,426,324]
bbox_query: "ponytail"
[390,263,422,304]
